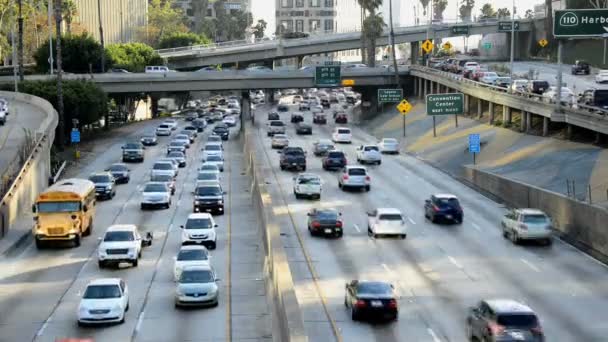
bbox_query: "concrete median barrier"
[243,123,308,342]
[465,166,608,263]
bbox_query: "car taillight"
[388,299,398,309]
[488,322,505,336]
[344,158,348,164]
[343,175,349,180]
[365,176,370,181]
[336,221,342,227]
[312,221,321,228]
[433,205,440,212]
[519,223,528,230]
[531,325,543,334]
[355,299,366,308]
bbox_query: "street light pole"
[508,0,515,92]
[17,0,23,81]
[48,0,54,74]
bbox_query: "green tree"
[479,3,496,19]
[252,19,267,39]
[524,9,534,19]
[459,0,475,21]
[158,32,211,49]
[142,0,189,47]
[419,0,430,16]
[433,0,449,20]
[191,0,209,34]
[496,7,511,18]
[213,2,252,42]
[106,43,163,72]
[362,13,385,67]
[33,33,110,73]
[62,0,77,35]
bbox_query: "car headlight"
[112,304,123,312]
[79,306,88,314]
[176,287,184,296]
[218,200,224,204]
[194,200,200,205]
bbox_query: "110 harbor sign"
[554,9,608,38]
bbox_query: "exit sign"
[498,21,520,32]
[315,66,341,87]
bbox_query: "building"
[275,0,336,34]
[73,0,147,44]
[175,0,251,30]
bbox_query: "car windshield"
[298,176,320,185]
[153,163,172,170]
[357,282,392,295]
[436,197,460,208]
[328,152,344,158]
[317,143,333,150]
[383,139,397,144]
[109,164,128,172]
[168,152,184,158]
[177,249,209,261]
[83,285,121,299]
[176,135,189,140]
[206,145,221,151]
[206,155,222,162]
[144,183,167,192]
[196,186,222,196]
[284,148,303,155]
[523,214,549,224]
[338,129,350,134]
[185,218,212,229]
[485,72,498,77]
[159,125,169,129]
[315,210,338,220]
[104,231,134,242]
[89,175,112,183]
[123,143,140,149]
[179,270,214,283]
[198,173,218,181]
[274,135,287,140]
[496,314,538,327]
[270,121,284,126]
[348,168,366,176]
[208,136,221,142]
[200,165,218,171]
[379,214,403,221]
[364,146,379,151]
[151,174,172,182]
[170,141,183,147]
[37,201,80,213]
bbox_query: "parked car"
[366,208,406,239]
[424,194,463,224]
[293,173,322,199]
[280,147,307,171]
[571,60,591,75]
[501,208,553,245]
[307,208,343,237]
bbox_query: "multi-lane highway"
[251,97,608,342]
[0,117,272,342]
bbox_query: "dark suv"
[526,80,550,95]
[280,147,306,171]
[322,150,347,171]
[467,299,544,342]
[213,124,229,140]
[267,111,280,120]
[571,60,590,75]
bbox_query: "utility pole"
[17,0,23,80]
[389,0,400,87]
[508,0,515,92]
[48,0,54,74]
[55,0,65,148]
[97,0,105,72]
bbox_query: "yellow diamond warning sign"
[442,41,452,50]
[421,40,433,54]
[397,99,412,115]
[539,38,548,47]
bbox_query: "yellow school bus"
[32,178,96,249]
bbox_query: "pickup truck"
[122,142,145,163]
[280,147,306,171]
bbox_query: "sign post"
[71,119,80,159]
[397,99,412,137]
[469,133,480,164]
[426,93,464,137]
[314,65,341,87]
[498,21,520,32]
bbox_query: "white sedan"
[596,70,608,84]
[379,138,399,154]
[203,155,224,172]
[78,278,129,326]
[356,145,382,165]
[174,245,212,281]
[366,208,407,239]
[293,173,322,199]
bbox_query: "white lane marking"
[407,217,416,225]
[169,223,174,232]
[35,315,52,336]
[447,256,463,269]
[353,224,361,232]
[427,328,442,342]
[472,223,481,231]
[381,263,391,273]
[135,311,145,333]
[177,199,181,206]
[520,258,540,272]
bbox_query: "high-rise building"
[275,0,337,34]
[73,0,147,44]
[175,0,251,30]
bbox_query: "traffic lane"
[0,118,200,341]
[510,61,607,91]
[254,123,441,342]
[32,121,208,342]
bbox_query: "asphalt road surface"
[0,117,272,342]
[251,98,608,342]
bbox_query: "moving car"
[299,101,311,111]
[322,150,347,170]
[479,72,499,85]
[292,95,303,103]
[295,122,313,135]
[89,172,116,200]
[571,60,591,75]
[311,105,324,114]
[335,113,348,124]
[174,134,191,148]
[542,86,575,105]
[356,145,382,165]
[366,208,406,239]
[277,104,289,112]
[313,139,334,156]
[150,174,176,195]
[527,80,550,95]
[338,166,371,191]
[174,265,220,307]
[466,299,544,342]
[271,134,289,149]
[77,278,129,326]
[501,208,553,245]
[578,88,608,109]
[495,76,512,89]
[167,151,187,167]
[267,120,286,136]
[424,194,463,224]
[202,143,224,160]
[193,181,225,214]
[596,69,608,83]
[212,124,230,140]
[345,280,398,321]
[279,147,307,171]
[313,112,327,124]
[290,113,304,123]
[163,119,178,130]
[379,138,399,154]
[307,208,343,237]
[180,213,218,249]
[174,245,211,281]
[196,171,221,183]
[223,116,237,127]
[293,173,322,199]
[140,182,172,209]
[193,118,207,132]
[267,111,280,120]
[511,79,529,94]
[332,127,352,144]
[140,134,158,146]
[97,224,151,268]
[105,163,130,184]
[121,142,144,163]
[151,161,177,178]
[203,155,224,172]
[167,140,187,154]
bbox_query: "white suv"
[332,127,352,144]
[367,208,407,239]
[180,213,218,250]
[356,145,382,165]
[97,224,151,268]
[338,166,370,191]
[78,278,129,326]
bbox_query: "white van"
[145,66,170,73]
[332,127,352,144]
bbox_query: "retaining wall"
[464,166,608,262]
[0,91,57,239]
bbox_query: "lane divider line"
[520,258,540,272]
[427,328,442,342]
[447,256,463,269]
[353,224,361,233]
[407,217,416,225]
[472,223,481,231]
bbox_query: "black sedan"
[313,113,327,124]
[322,150,347,170]
[307,208,343,238]
[424,194,463,224]
[345,280,398,321]
[313,140,334,156]
[278,104,289,112]
[140,135,157,146]
[291,113,304,123]
[295,122,312,135]
[105,163,130,184]
[335,113,348,124]
[213,125,230,140]
[268,111,280,120]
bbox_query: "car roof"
[145,181,167,186]
[485,299,534,314]
[516,208,546,215]
[106,224,137,232]
[181,264,213,272]
[345,165,366,171]
[297,173,320,179]
[433,193,458,199]
[316,139,333,144]
[90,172,112,177]
[354,280,392,288]
[376,208,402,215]
[335,127,350,130]
[88,278,122,286]
[179,245,209,251]
[187,213,213,219]
[196,180,221,186]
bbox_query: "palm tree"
[62,0,77,35]
[357,0,383,65]
[362,13,385,67]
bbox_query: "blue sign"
[70,130,80,143]
[469,134,480,153]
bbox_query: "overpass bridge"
[157,19,536,69]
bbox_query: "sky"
[251,0,543,32]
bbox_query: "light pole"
[48,0,54,74]
[508,0,515,92]
[388,0,403,136]
[17,0,23,81]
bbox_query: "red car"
[335,113,348,124]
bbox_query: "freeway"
[0,117,272,341]
[251,97,608,341]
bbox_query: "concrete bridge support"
[521,111,527,132]
[358,86,379,121]
[489,102,495,124]
[543,117,549,136]
[411,42,420,65]
[477,99,483,119]
[525,111,532,133]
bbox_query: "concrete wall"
[464,167,608,263]
[0,91,58,238]
[243,125,308,342]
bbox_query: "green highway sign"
[483,42,492,50]
[426,93,464,116]
[554,9,608,38]
[378,89,403,103]
[498,21,520,32]
[451,25,470,35]
[315,66,341,87]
